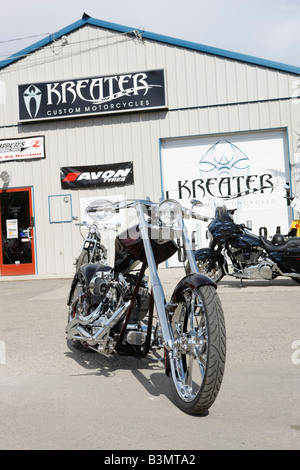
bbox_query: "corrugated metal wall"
[0,24,299,275]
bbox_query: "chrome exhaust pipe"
[91,301,130,341]
[275,264,300,278]
[65,302,103,334]
[66,301,130,345]
[66,325,92,341]
[277,269,300,278]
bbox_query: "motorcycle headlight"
[86,199,113,221]
[159,199,182,225]
[89,224,97,234]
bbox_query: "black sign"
[60,162,134,189]
[18,69,167,122]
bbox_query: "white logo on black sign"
[23,84,42,118]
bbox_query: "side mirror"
[190,198,204,207]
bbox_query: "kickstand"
[239,278,243,288]
[146,352,164,362]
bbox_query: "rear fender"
[80,263,111,285]
[67,263,112,305]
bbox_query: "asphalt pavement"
[0,268,299,450]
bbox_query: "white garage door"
[161,129,292,266]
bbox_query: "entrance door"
[0,187,35,276]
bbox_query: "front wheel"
[168,285,226,415]
[195,257,225,283]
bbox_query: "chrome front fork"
[136,203,199,351]
[136,203,173,350]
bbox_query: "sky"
[0,0,300,67]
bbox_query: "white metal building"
[0,14,300,277]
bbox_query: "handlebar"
[237,223,252,232]
[75,221,121,229]
[86,198,211,223]
[191,212,211,222]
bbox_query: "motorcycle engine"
[92,271,151,350]
[231,247,263,266]
[258,261,274,280]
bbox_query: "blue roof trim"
[0,17,87,69]
[1,15,300,75]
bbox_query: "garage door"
[160,129,292,265]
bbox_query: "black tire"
[67,275,95,353]
[76,249,89,271]
[168,285,226,415]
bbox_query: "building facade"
[0,15,300,277]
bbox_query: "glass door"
[0,187,35,276]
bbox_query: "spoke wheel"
[67,276,94,352]
[196,258,224,283]
[168,285,226,415]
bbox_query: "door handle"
[24,227,33,239]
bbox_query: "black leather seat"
[261,236,300,253]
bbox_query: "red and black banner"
[61,162,134,189]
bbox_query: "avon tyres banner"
[18,69,167,122]
[61,161,134,189]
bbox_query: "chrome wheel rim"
[170,289,208,402]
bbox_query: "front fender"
[194,247,224,264]
[164,273,217,376]
[170,273,216,304]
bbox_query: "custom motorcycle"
[193,205,300,285]
[66,198,226,415]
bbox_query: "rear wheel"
[168,285,226,415]
[67,275,94,352]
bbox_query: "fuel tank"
[115,224,178,272]
[230,230,262,249]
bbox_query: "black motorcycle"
[75,221,108,270]
[66,198,226,415]
[193,205,300,285]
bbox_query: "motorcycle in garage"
[65,198,226,415]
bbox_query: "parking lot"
[0,268,300,450]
